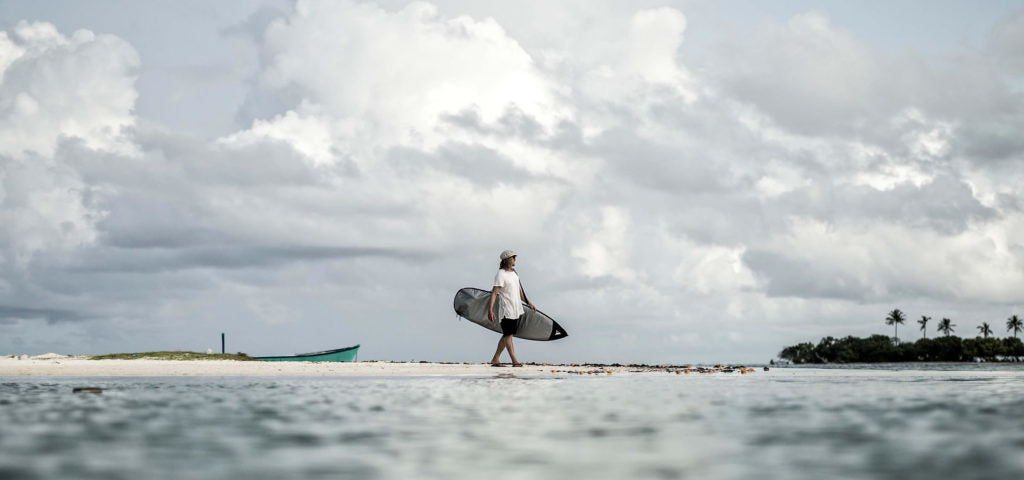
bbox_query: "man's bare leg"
[490,335,509,365]
[506,336,520,366]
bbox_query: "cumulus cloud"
[714,12,887,136]
[244,0,568,151]
[0,21,138,158]
[0,21,139,309]
[571,206,637,282]
[576,7,697,108]
[712,11,1020,152]
[745,216,1024,303]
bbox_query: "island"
[779,335,1024,364]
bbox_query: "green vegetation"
[885,309,906,343]
[978,322,993,338]
[938,318,955,337]
[780,310,1024,363]
[1008,315,1023,338]
[88,351,257,361]
[779,335,1024,364]
[917,316,930,338]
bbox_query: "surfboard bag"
[453,287,568,341]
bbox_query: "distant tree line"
[779,310,1024,364]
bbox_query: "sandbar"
[0,355,761,377]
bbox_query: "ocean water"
[2,365,1023,480]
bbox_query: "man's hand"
[527,302,536,311]
[488,310,496,322]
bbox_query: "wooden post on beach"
[221,333,225,354]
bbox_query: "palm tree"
[937,318,955,337]
[886,309,906,343]
[918,316,931,339]
[1007,315,1023,338]
[978,322,993,338]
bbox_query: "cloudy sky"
[2,0,1023,364]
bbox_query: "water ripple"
[0,368,1023,479]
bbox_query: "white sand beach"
[0,354,761,377]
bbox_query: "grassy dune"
[88,351,258,361]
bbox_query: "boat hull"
[255,345,359,362]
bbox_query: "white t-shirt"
[493,269,524,320]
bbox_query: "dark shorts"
[500,317,520,336]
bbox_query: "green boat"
[256,344,359,362]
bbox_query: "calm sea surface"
[2,365,1024,479]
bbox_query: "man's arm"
[487,286,501,322]
[519,281,536,310]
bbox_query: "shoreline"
[0,355,761,377]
